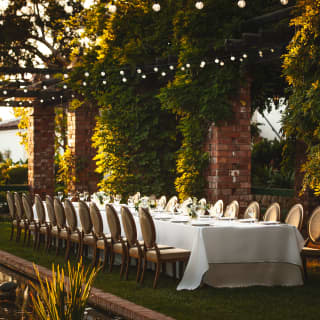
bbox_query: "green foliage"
[252,138,294,188]
[282,0,320,195]
[68,0,290,199]
[30,259,100,320]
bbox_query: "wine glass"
[79,192,85,201]
[84,191,90,202]
[114,194,122,204]
[57,192,63,201]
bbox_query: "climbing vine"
[282,0,320,195]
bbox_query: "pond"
[0,264,124,320]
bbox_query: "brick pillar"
[67,104,99,194]
[28,105,55,198]
[205,84,252,215]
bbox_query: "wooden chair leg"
[179,261,184,280]
[125,256,131,280]
[120,252,127,278]
[91,244,97,268]
[65,239,71,261]
[56,238,61,256]
[109,251,115,273]
[16,226,21,242]
[302,256,308,281]
[140,256,147,285]
[23,226,28,244]
[10,224,14,240]
[162,262,167,275]
[102,248,108,271]
[172,262,176,279]
[136,256,142,282]
[153,262,161,289]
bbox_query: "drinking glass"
[114,194,122,204]
[57,192,63,201]
[84,191,90,202]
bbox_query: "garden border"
[0,250,174,320]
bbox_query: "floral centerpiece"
[187,197,199,219]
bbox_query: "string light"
[45,74,50,79]
[3,90,7,95]
[195,2,204,10]
[108,3,117,13]
[280,0,288,5]
[243,53,248,58]
[63,84,68,89]
[122,77,127,83]
[120,70,125,75]
[137,68,142,74]
[142,74,147,79]
[230,56,236,61]
[153,67,159,72]
[23,89,28,93]
[169,65,175,70]
[64,74,69,78]
[220,61,225,66]
[43,85,47,89]
[237,0,246,8]
[84,72,89,77]
[101,71,106,77]
[152,3,161,12]
[103,80,107,85]
[215,58,219,64]
[40,99,44,103]
[181,66,185,71]
[161,72,166,76]
[186,63,191,68]
[200,61,206,68]
[83,81,87,86]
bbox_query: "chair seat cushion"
[70,232,81,242]
[146,247,190,262]
[112,242,127,254]
[29,223,37,231]
[301,246,320,256]
[12,220,18,226]
[97,238,111,250]
[83,235,96,246]
[51,226,59,235]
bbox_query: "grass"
[1,221,320,320]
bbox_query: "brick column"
[28,105,55,198]
[205,85,252,215]
[67,104,99,194]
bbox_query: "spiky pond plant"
[30,259,100,320]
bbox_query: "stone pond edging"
[0,250,175,320]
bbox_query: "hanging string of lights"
[106,1,290,13]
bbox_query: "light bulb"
[45,74,50,79]
[153,67,159,72]
[142,74,147,79]
[63,85,67,89]
[161,72,166,76]
[43,85,47,90]
[169,65,174,70]
[120,70,125,75]
[23,89,28,93]
[230,56,236,61]
[280,0,288,5]
[3,90,7,95]
[52,96,55,100]
[101,71,106,77]
[64,74,68,78]
[137,68,142,74]
[181,66,185,71]
[215,58,219,64]
[243,53,248,58]
[103,80,107,85]
[152,3,161,12]
[186,63,191,68]
[122,77,127,83]
[108,4,117,13]
[195,2,204,10]
[200,61,206,68]
[84,72,89,77]
[220,61,224,66]
[237,0,246,8]
[40,99,44,103]
[83,81,87,86]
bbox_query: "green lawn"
[0,221,319,320]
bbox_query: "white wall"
[253,104,285,141]
[0,129,27,162]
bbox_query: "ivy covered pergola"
[1,0,318,215]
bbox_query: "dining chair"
[78,200,97,266]
[64,199,82,261]
[243,201,260,220]
[121,206,144,281]
[22,193,39,249]
[209,199,223,217]
[263,202,280,221]
[6,191,17,241]
[34,194,50,250]
[285,204,304,231]
[105,204,127,277]
[14,192,28,243]
[52,197,69,258]
[301,206,320,279]
[89,201,110,270]
[45,195,57,252]
[165,196,178,213]
[139,207,190,289]
[224,200,239,219]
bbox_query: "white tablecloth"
[34,203,305,290]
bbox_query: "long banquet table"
[34,202,305,290]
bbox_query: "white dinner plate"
[171,217,190,223]
[191,221,211,226]
[198,215,213,219]
[239,218,257,223]
[259,221,281,225]
[153,213,173,220]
